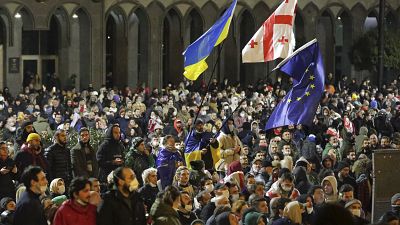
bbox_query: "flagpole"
[185,42,226,147]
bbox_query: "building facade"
[0,0,399,94]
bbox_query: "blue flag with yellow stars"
[265,39,325,130]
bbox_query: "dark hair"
[163,135,174,145]
[113,166,129,186]
[69,177,90,199]
[200,177,212,187]
[21,166,43,188]
[250,196,267,208]
[196,190,209,202]
[79,127,90,135]
[339,184,354,193]
[280,171,294,182]
[308,185,323,196]
[249,181,265,193]
[162,186,181,206]
[313,203,354,225]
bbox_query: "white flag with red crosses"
[242,0,297,63]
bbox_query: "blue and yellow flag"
[265,39,325,130]
[183,0,237,80]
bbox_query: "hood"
[293,166,308,185]
[283,201,302,224]
[105,124,120,141]
[321,175,338,197]
[173,119,183,133]
[359,126,368,136]
[221,118,234,135]
[50,178,64,194]
[150,198,179,219]
[227,161,242,176]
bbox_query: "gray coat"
[70,141,98,178]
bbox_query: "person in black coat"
[0,142,17,199]
[293,166,312,195]
[138,168,159,211]
[97,166,146,225]
[14,166,48,225]
[96,124,125,183]
[70,127,98,178]
[44,130,72,186]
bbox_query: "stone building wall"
[0,0,398,94]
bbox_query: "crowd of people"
[0,74,399,225]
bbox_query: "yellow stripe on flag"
[185,150,203,169]
[183,58,208,81]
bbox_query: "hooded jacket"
[321,176,338,203]
[293,166,312,195]
[52,199,96,225]
[354,127,368,154]
[96,125,125,182]
[283,201,302,224]
[216,120,242,172]
[33,116,52,136]
[150,198,181,225]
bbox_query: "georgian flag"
[242,0,297,63]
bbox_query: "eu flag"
[183,0,237,80]
[265,39,325,130]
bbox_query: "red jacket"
[53,200,96,225]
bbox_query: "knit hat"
[244,211,264,225]
[26,133,41,142]
[131,137,144,148]
[336,161,350,173]
[344,199,362,209]
[391,193,400,205]
[0,197,13,210]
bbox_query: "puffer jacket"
[44,143,72,183]
[96,125,125,182]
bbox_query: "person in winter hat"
[125,136,155,185]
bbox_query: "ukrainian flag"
[183,0,237,80]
